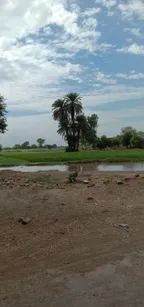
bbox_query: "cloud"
[124,27,143,38]
[95,0,116,9]
[0,0,144,145]
[118,0,144,20]
[95,72,116,84]
[82,7,101,17]
[117,44,144,55]
[83,85,144,108]
[116,72,144,80]
[0,0,79,47]
[0,0,105,115]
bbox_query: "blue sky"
[0,0,144,146]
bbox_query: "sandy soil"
[1,170,144,306]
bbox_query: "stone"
[103,180,109,184]
[117,180,123,185]
[135,174,140,178]
[54,218,59,223]
[101,209,109,213]
[124,177,131,181]
[60,231,65,235]
[83,180,89,184]
[18,217,32,225]
[87,196,94,200]
[87,184,95,188]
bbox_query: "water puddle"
[0,162,144,172]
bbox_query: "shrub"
[68,171,78,183]
[65,146,72,152]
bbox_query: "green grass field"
[0,149,144,166]
[0,155,26,166]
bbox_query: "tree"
[80,114,98,148]
[52,99,66,122]
[65,93,83,151]
[37,138,45,148]
[121,126,136,148]
[0,95,7,134]
[21,141,30,149]
[52,95,99,151]
[13,144,22,150]
[112,135,121,147]
[131,133,144,149]
[65,93,83,125]
[52,93,84,151]
[0,144,2,151]
[51,144,57,149]
[44,144,52,149]
[31,144,37,149]
[97,135,109,150]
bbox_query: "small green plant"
[68,171,78,183]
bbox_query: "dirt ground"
[1,170,144,306]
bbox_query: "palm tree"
[65,93,83,125]
[52,99,67,122]
[57,118,70,139]
[52,93,84,151]
[64,93,83,150]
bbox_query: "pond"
[0,162,144,172]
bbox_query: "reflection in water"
[68,164,98,172]
[0,162,144,172]
[97,163,144,171]
[66,163,144,172]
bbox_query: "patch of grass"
[1,149,144,165]
[0,155,26,166]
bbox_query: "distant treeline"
[2,139,65,150]
[2,127,144,151]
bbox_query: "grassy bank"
[0,149,144,166]
[0,155,26,166]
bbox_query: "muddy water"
[0,162,144,172]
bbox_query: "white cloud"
[95,0,116,9]
[83,85,144,108]
[82,7,101,17]
[95,72,116,84]
[118,0,144,20]
[124,27,143,38]
[0,0,144,145]
[116,72,144,80]
[0,0,104,115]
[0,0,79,48]
[117,44,144,55]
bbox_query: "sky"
[0,0,144,146]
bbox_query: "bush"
[65,146,72,152]
[131,134,144,149]
[65,146,79,152]
[68,172,78,183]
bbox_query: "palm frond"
[52,99,66,121]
